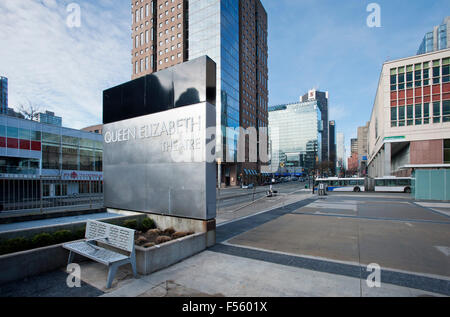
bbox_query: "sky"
[1,0,450,157]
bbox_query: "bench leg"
[67,251,75,266]
[131,258,137,278]
[106,264,119,289]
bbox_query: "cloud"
[0,0,131,129]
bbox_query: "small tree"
[17,101,42,120]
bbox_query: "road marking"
[430,209,450,217]
[435,246,450,257]
[416,202,450,208]
[309,202,357,212]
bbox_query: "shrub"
[74,228,86,240]
[139,218,156,232]
[52,230,73,244]
[0,237,30,255]
[123,219,138,230]
[31,233,54,249]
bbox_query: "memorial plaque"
[103,102,216,221]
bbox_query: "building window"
[444,139,450,164]
[433,102,441,123]
[424,103,430,124]
[407,105,414,126]
[391,107,397,127]
[415,104,422,125]
[443,58,450,83]
[443,100,450,123]
[398,106,405,126]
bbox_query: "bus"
[314,178,366,192]
[373,177,412,193]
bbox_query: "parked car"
[242,183,255,189]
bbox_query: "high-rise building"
[131,0,188,78]
[33,111,62,127]
[268,100,323,175]
[0,77,7,114]
[357,122,369,175]
[350,138,358,155]
[239,0,269,181]
[301,89,329,162]
[417,17,450,55]
[336,132,346,169]
[328,121,336,175]
[130,0,268,187]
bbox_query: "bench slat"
[86,220,135,252]
[64,241,129,266]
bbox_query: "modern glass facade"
[417,17,449,55]
[36,111,62,127]
[188,0,240,161]
[0,114,102,176]
[0,77,7,114]
[268,102,322,173]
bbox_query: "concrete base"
[108,209,216,247]
[108,210,217,276]
[136,232,207,275]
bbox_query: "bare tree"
[17,101,42,120]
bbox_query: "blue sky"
[1,0,450,157]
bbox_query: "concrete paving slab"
[227,213,450,279]
[358,219,450,278]
[228,214,360,263]
[358,202,450,222]
[103,250,445,297]
[0,269,104,297]
[104,251,362,297]
[76,261,138,292]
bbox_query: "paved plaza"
[1,189,449,297]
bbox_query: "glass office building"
[188,0,240,161]
[0,114,103,177]
[268,101,323,174]
[35,111,62,127]
[0,77,7,114]
[417,17,449,55]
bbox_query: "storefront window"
[94,151,103,172]
[80,149,94,171]
[42,144,60,169]
[444,139,450,164]
[62,146,78,170]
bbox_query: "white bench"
[63,220,137,289]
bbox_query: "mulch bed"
[135,228,194,248]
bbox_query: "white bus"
[314,178,366,192]
[374,177,412,193]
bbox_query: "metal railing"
[0,175,103,215]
